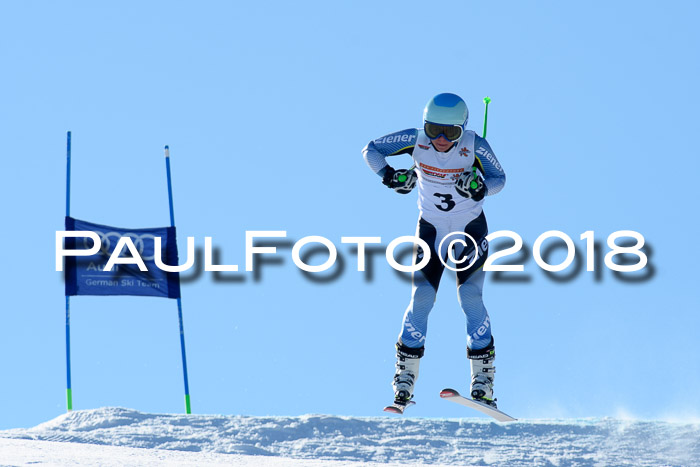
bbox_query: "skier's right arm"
[362,129,418,179]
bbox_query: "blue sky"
[1,1,699,429]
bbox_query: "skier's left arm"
[362,128,418,178]
[473,135,506,196]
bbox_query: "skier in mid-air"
[362,93,506,411]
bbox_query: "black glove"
[382,167,417,194]
[455,169,487,201]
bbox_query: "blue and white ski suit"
[363,128,505,351]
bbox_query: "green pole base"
[185,394,191,414]
[66,388,73,412]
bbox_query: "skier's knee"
[458,281,483,307]
[413,282,438,309]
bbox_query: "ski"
[383,400,415,414]
[439,388,516,422]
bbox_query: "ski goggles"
[424,122,463,142]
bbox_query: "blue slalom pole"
[65,131,73,411]
[66,132,71,218]
[164,145,192,414]
[176,298,191,414]
[65,296,72,411]
[165,146,176,227]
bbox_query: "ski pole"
[470,96,492,187]
[482,96,491,139]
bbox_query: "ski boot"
[392,342,424,407]
[468,337,497,408]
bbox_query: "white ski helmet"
[423,93,469,130]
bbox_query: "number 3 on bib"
[433,193,455,212]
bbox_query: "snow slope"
[1,407,699,466]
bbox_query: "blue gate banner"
[64,216,181,299]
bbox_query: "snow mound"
[2,407,699,466]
